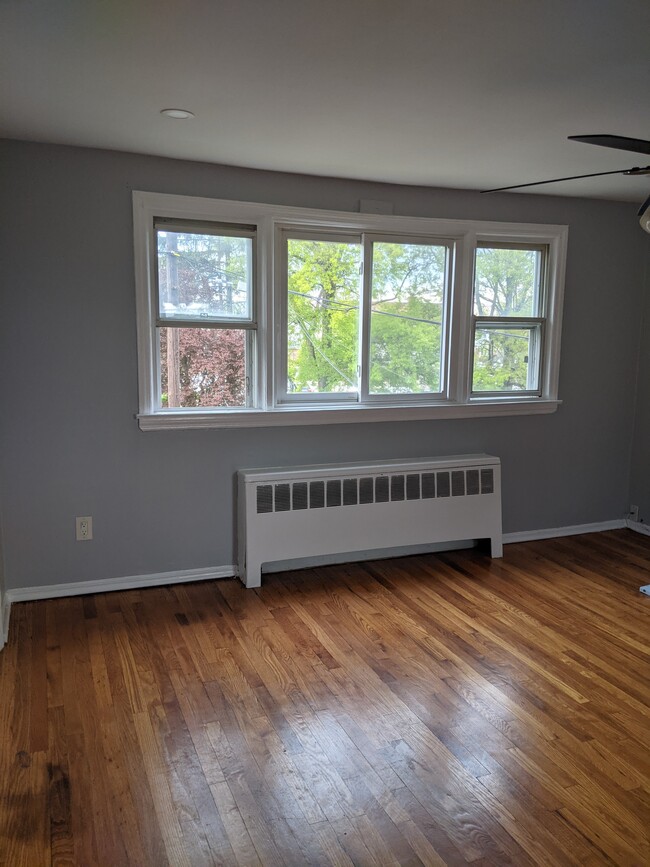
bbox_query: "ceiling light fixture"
[160,108,195,120]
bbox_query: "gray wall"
[630,243,650,523]
[0,140,647,591]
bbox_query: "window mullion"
[271,227,286,406]
[448,233,474,403]
[254,215,273,411]
[359,235,373,402]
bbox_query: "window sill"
[137,399,561,430]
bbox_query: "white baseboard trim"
[626,518,650,537]
[5,564,237,606]
[503,519,627,544]
[0,594,10,650]
[0,517,640,646]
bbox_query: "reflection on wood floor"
[1,529,649,865]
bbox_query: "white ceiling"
[1,0,649,202]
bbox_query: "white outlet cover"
[75,516,93,541]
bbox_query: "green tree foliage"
[287,239,446,395]
[369,242,445,394]
[472,247,540,392]
[287,239,360,393]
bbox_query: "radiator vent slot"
[292,482,308,510]
[467,469,480,495]
[422,473,436,498]
[255,466,498,513]
[327,479,342,507]
[406,474,421,500]
[256,485,273,514]
[375,476,389,503]
[451,471,465,497]
[275,483,291,511]
[391,474,405,501]
[437,472,450,498]
[343,478,358,506]
[310,480,325,509]
[481,468,494,494]
[359,477,374,504]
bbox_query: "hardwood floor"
[1,529,649,866]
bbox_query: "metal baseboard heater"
[237,454,502,588]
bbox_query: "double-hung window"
[471,243,547,397]
[154,219,256,409]
[133,192,567,429]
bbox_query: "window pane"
[287,238,360,395]
[157,230,252,321]
[369,242,447,394]
[159,327,247,407]
[474,247,542,317]
[473,326,539,392]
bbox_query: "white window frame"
[133,191,567,430]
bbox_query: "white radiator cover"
[237,454,502,588]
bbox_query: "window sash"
[154,221,257,327]
[277,229,453,406]
[155,325,255,410]
[277,228,362,404]
[470,318,545,397]
[361,234,452,403]
[473,241,547,320]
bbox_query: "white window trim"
[133,191,567,430]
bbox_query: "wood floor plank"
[28,604,48,754]
[1,528,649,865]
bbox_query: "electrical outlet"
[629,505,639,523]
[75,516,93,541]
